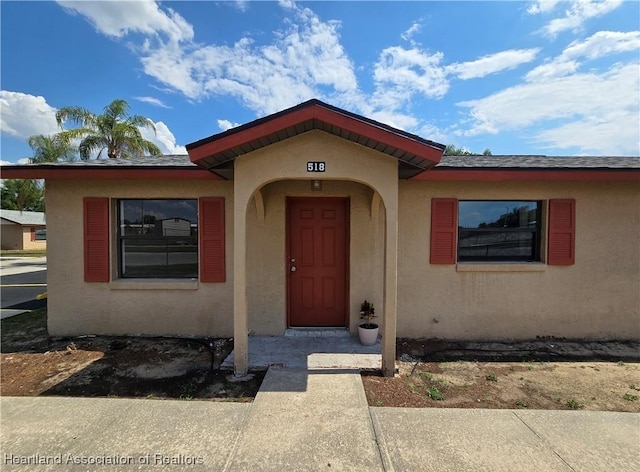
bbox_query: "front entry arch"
[287,197,349,327]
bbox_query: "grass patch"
[623,394,638,402]
[0,249,46,257]
[566,399,584,410]
[485,373,498,382]
[427,387,445,401]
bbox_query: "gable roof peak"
[186,98,446,179]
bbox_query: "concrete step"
[221,336,381,370]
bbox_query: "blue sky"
[1,0,639,164]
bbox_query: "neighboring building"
[2,99,639,376]
[0,209,46,250]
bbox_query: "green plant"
[566,399,584,409]
[485,373,498,382]
[515,400,529,408]
[179,380,199,400]
[418,372,434,382]
[623,394,638,402]
[359,300,375,321]
[427,387,445,401]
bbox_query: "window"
[34,229,47,241]
[458,201,541,262]
[118,199,198,278]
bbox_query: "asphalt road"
[0,258,47,316]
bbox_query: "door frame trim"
[286,196,350,328]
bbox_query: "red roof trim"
[410,169,640,182]
[187,102,444,166]
[0,168,222,180]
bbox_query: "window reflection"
[118,200,198,278]
[458,201,541,262]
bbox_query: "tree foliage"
[1,179,44,212]
[55,99,162,159]
[444,145,492,156]
[28,134,77,163]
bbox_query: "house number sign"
[307,161,326,172]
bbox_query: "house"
[2,99,639,376]
[0,209,46,250]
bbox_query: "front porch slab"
[221,335,382,370]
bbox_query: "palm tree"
[444,145,492,156]
[27,134,77,163]
[55,99,162,160]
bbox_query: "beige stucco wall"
[235,130,396,336]
[246,179,385,335]
[397,180,640,340]
[45,131,397,341]
[43,133,639,343]
[0,223,46,250]
[45,179,234,337]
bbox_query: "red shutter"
[548,199,576,265]
[30,227,36,241]
[199,197,226,282]
[83,197,110,282]
[430,198,458,264]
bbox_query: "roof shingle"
[0,209,46,225]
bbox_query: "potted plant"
[358,300,379,345]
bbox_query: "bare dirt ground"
[1,309,639,411]
[363,339,640,411]
[0,309,264,400]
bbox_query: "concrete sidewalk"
[1,369,639,471]
[0,257,47,276]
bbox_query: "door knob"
[290,266,297,272]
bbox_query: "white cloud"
[532,0,624,37]
[137,2,357,115]
[217,119,241,132]
[373,46,449,103]
[232,1,249,12]
[133,96,171,108]
[56,0,193,43]
[535,108,639,154]
[526,30,640,81]
[562,30,640,59]
[141,121,187,155]
[0,91,59,138]
[447,48,540,80]
[457,63,639,154]
[401,21,422,44]
[527,0,563,15]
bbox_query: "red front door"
[287,197,349,327]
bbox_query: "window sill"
[456,263,546,273]
[110,279,199,290]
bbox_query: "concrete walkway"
[221,335,381,370]
[1,368,639,471]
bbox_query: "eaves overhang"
[186,99,446,179]
[410,155,640,181]
[0,164,220,181]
